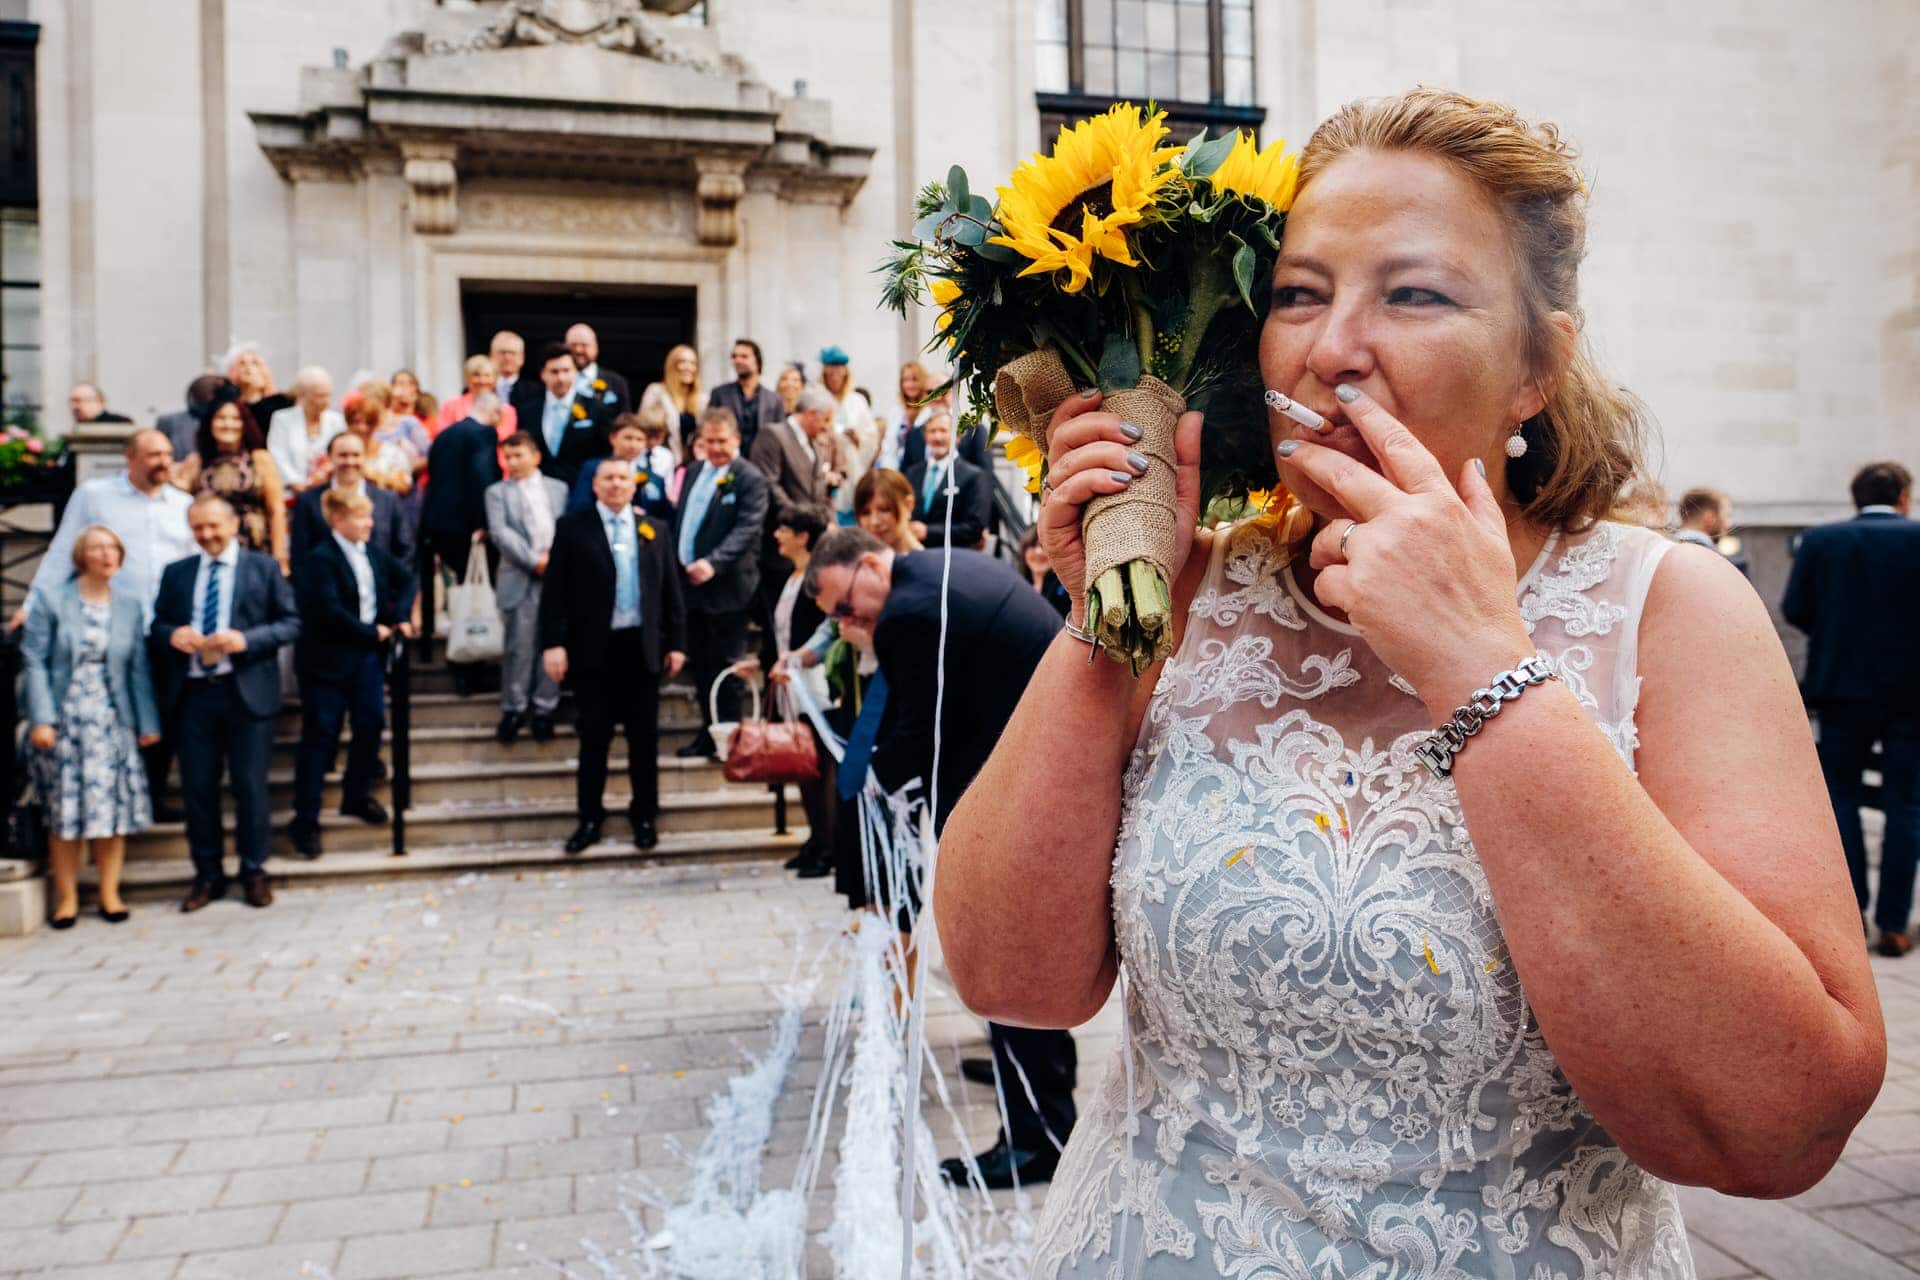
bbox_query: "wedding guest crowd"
[12,328,1009,925]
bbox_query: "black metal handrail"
[386,633,411,856]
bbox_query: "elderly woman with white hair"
[265,366,345,493]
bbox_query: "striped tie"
[200,560,222,667]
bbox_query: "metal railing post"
[387,634,411,856]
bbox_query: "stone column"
[288,160,367,383]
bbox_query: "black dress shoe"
[794,856,831,880]
[286,822,323,861]
[180,878,227,913]
[495,711,523,745]
[98,906,130,924]
[959,1057,996,1087]
[939,1136,1059,1190]
[675,737,716,760]
[564,819,603,855]
[631,819,658,851]
[529,714,555,742]
[340,798,389,825]
[152,802,186,824]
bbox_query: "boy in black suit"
[540,457,687,854]
[288,488,418,859]
[1783,460,1920,956]
[671,407,770,758]
[152,496,302,911]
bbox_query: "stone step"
[271,688,700,735]
[199,754,765,813]
[123,785,795,861]
[253,716,709,768]
[101,826,808,893]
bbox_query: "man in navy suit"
[905,411,995,550]
[1783,460,1920,956]
[152,496,301,912]
[671,407,770,758]
[288,488,418,860]
[803,528,1076,1189]
[289,431,415,572]
[529,342,616,484]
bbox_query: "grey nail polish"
[1120,422,1144,441]
[1080,388,1100,400]
[1276,440,1300,457]
[1335,384,1361,404]
[1472,458,1487,478]
[1109,470,1133,483]
[1126,450,1150,474]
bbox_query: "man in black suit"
[802,528,1075,1189]
[152,496,302,912]
[288,488,418,860]
[1783,460,1920,957]
[289,431,415,572]
[905,410,994,550]
[528,342,615,483]
[672,407,770,759]
[564,323,632,416]
[539,457,687,854]
[68,381,132,428]
[705,337,785,460]
[420,392,504,581]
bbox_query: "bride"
[935,88,1884,1277]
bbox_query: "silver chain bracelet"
[1413,655,1558,779]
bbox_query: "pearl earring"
[1505,424,1529,459]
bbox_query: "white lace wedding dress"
[1032,517,1695,1279]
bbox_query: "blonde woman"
[436,354,519,443]
[774,364,806,417]
[639,342,702,461]
[940,88,1883,1270]
[22,526,160,927]
[879,359,933,471]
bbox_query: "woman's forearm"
[935,631,1139,1027]
[1453,685,1880,1191]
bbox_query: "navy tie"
[200,560,223,667]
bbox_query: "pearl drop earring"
[1505,424,1529,460]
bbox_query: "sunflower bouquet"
[880,104,1298,673]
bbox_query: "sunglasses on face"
[826,561,869,620]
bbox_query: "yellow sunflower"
[1209,131,1299,211]
[990,104,1184,294]
[1002,433,1045,494]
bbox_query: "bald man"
[563,323,631,415]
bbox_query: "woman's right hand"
[1034,389,1204,618]
[28,724,54,751]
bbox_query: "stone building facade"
[8,0,1918,555]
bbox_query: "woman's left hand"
[137,733,160,748]
[1279,385,1535,718]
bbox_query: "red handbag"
[721,678,821,786]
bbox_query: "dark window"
[0,22,36,425]
[1037,0,1262,145]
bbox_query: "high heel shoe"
[48,912,77,930]
[98,906,129,924]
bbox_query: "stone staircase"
[113,659,806,889]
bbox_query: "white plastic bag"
[445,550,505,663]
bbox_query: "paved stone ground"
[0,860,1915,1279]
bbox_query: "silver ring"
[1338,519,1357,558]
[1041,478,1054,498]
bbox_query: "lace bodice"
[1033,518,1694,1280]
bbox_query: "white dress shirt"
[29,471,196,620]
[266,406,346,489]
[515,473,556,556]
[189,540,241,677]
[333,532,377,625]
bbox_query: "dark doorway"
[460,282,695,401]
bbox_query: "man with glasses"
[801,526,1078,1189]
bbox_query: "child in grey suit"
[484,432,569,743]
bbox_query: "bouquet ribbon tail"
[993,348,1184,672]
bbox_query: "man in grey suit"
[485,432,569,744]
[748,384,841,620]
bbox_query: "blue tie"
[679,466,719,565]
[922,462,943,511]
[609,515,639,619]
[838,670,890,801]
[544,399,567,454]
[201,559,222,635]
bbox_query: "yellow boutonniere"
[571,402,587,420]
[634,470,651,485]
[637,521,656,542]
[592,378,607,392]
[714,472,735,490]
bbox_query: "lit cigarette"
[1264,389,1326,432]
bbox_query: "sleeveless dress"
[1033,517,1695,1280]
[195,451,273,553]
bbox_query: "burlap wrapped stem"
[994,348,1184,673]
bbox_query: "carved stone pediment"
[248,1,871,242]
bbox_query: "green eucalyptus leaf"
[951,217,987,247]
[1230,238,1258,315]
[948,165,971,212]
[1185,131,1237,180]
[1098,332,1142,392]
[912,210,950,241]
[968,194,994,221]
[974,236,1019,264]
